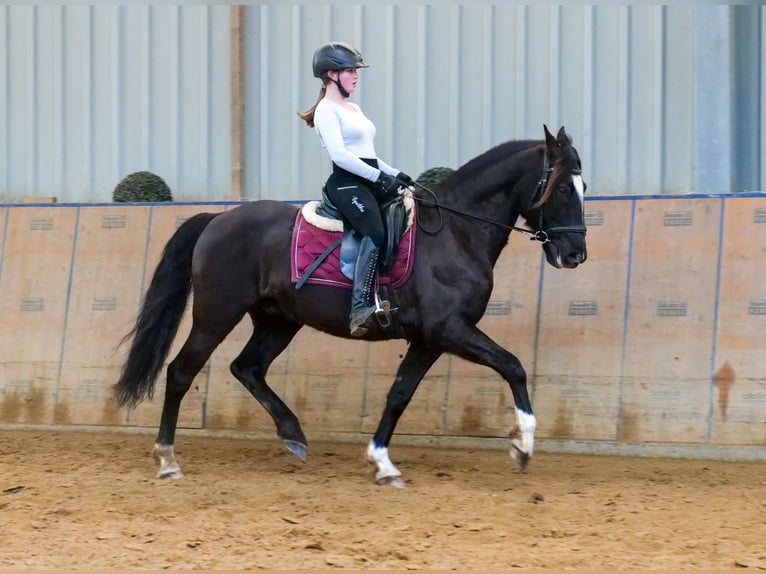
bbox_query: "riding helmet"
[312,42,369,78]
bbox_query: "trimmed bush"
[415,166,454,190]
[112,171,173,202]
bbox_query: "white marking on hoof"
[515,408,536,456]
[153,443,183,480]
[508,409,536,472]
[366,441,402,485]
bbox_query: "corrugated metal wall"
[248,4,766,201]
[0,4,762,203]
[247,5,764,201]
[0,5,230,203]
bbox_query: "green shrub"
[415,166,454,190]
[112,171,173,202]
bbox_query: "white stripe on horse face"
[572,174,585,206]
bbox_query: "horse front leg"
[443,324,535,472]
[368,343,442,488]
[509,406,536,472]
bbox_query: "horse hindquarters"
[152,213,286,478]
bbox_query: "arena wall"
[1,196,765,459]
[2,6,764,203]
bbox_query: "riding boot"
[349,236,380,337]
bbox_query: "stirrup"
[374,293,392,329]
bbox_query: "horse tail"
[115,211,220,407]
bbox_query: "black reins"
[410,153,586,243]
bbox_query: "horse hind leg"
[153,444,183,480]
[229,317,307,460]
[368,342,442,488]
[153,325,233,479]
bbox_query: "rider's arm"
[375,158,400,178]
[314,101,386,182]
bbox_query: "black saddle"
[296,186,410,338]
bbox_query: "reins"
[410,154,585,243]
[412,186,550,242]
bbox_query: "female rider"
[298,42,413,337]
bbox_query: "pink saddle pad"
[290,208,416,290]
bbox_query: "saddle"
[318,185,411,275]
[295,187,415,287]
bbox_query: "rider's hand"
[396,172,414,187]
[375,172,401,197]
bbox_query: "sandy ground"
[0,428,765,570]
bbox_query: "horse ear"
[556,126,567,143]
[544,124,556,148]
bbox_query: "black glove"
[396,172,414,186]
[375,172,401,197]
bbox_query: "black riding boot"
[349,236,380,337]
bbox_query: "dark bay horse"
[115,125,588,487]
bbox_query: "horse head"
[525,125,588,269]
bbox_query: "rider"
[298,41,414,337]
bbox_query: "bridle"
[527,153,587,243]
[411,153,587,243]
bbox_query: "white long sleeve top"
[313,98,398,183]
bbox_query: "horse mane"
[414,134,576,212]
[455,139,541,180]
[424,139,543,202]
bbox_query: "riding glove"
[375,172,401,198]
[396,172,414,186]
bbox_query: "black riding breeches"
[324,169,385,250]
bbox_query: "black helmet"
[312,42,369,78]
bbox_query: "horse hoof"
[157,468,184,480]
[284,440,307,462]
[510,443,530,473]
[376,475,406,488]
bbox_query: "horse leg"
[367,342,442,488]
[230,317,308,461]
[154,324,235,479]
[441,324,535,472]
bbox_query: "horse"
[115,125,588,487]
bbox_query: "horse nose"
[567,251,587,266]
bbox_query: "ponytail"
[297,84,327,128]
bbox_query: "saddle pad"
[290,208,416,290]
